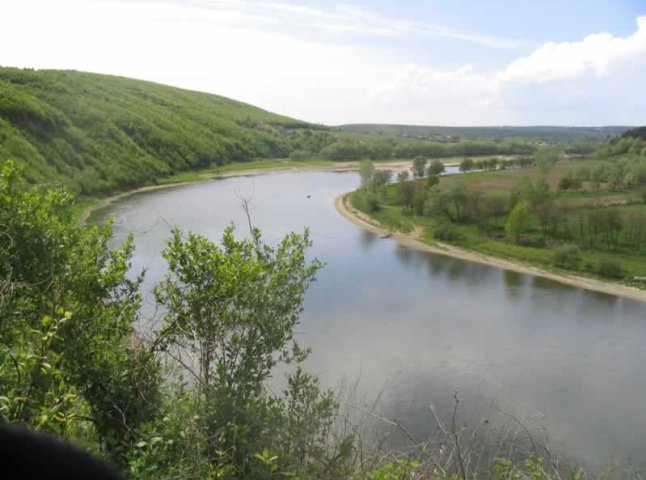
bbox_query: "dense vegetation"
[0,67,322,194]
[0,160,343,478]
[1,67,610,198]
[351,139,646,285]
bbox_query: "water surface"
[94,171,646,466]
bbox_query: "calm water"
[93,171,646,466]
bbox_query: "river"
[91,170,646,468]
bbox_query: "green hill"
[0,68,313,194]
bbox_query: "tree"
[0,161,160,466]
[397,170,409,183]
[359,159,375,189]
[534,147,561,173]
[505,202,531,243]
[427,174,439,188]
[373,169,392,190]
[534,199,559,238]
[459,158,475,172]
[412,156,427,178]
[400,181,415,209]
[153,225,335,475]
[412,185,428,215]
[428,159,445,175]
[432,183,468,223]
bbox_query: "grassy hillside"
[0,67,313,194]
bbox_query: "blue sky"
[1,0,645,125]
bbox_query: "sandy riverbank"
[335,192,646,303]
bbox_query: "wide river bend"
[91,171,646,467]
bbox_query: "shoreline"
[78,159,430,225]
[335,192,646,303]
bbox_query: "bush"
[552,244,581,269]
[289,149,313,161]
[558,177,573,190]
[434,223,464,242]
[639,186,646,204]
[364,193,380,213]
[597,259,623,279]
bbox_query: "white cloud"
[501,16,646,83]
[0,0,644,125]
[369,15,646,125]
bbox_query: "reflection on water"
[93,171,646,468]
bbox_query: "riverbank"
[78,159,446,224]
[335,192,646,303]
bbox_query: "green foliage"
[367,460,421,480]
[1,161,341,478]
[427,174,439,188]
[434,222,465,242]
[0,68,312,194]
[364,192,381,213]
[359,159,376,189]
[412,156,427,178]
[428,159,445,175]
[289,149,313,161]
[459,158,475,172]
[620,126,646,140]
[597,258,624,279]
[0,160,161,465]
[399,181,416,209]
[505,202,531,243]
[153,225,335,477]
[534,147,561,173]
[553,244,581,269]
[492,454,550,480]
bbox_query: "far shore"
[335,192,646,303]
[78,159,453,224]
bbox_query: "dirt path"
[335,193,646,303]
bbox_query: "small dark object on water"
[381,233,392,239]
[307,194,311,198]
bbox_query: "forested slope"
[0,68,311,194]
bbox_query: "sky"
[1,0,645,126]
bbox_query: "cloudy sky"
[1,0,645,125]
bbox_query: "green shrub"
[552,244,581,269]
[365,192,380,213]
[434,223,464,241]
[289,149,313,161]
[597,259,623,279]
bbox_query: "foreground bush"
[0,160,342,478]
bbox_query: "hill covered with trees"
[0,68,317,194]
